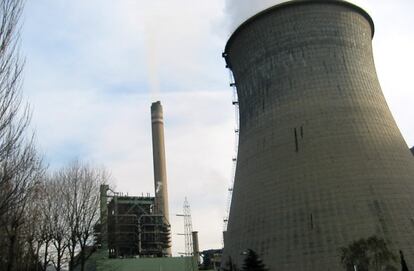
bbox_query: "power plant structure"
[99,187,170,258]
[222,1,414,270]
[97,101,172,258]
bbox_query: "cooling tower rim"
[224,0,374,57]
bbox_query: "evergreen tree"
[242,249,267,271]
[222,256,238,271]
[400,250,409,271]
[340,235,397,271]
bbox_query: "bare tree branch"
[59,161,108,271]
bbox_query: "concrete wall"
[83,250,198,271]
[223,1,414,270]
[97,257,198,271]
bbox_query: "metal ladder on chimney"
[223,69,239,241]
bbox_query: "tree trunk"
[56,240,62,271]
[7,233,16,271]
[35,243,41,271]
[56,254,61,271]
[42,240,49,271]
[69,242,76,271]
[80,248,85,271]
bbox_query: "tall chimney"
[151,101,171,254]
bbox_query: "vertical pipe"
[192,231,200,265]
[99,185,109,253]
[114,195,119,258]
[151,101,171,255]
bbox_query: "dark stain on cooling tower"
[221,1,414,270]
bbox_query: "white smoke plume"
[145,22,161,102]
[156,181,162,194]
[224,0,282,32]
[224,0,372,33]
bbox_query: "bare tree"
[46,175,68,271]
[0,0,31,222]
[0,2,111,271]
[60,161,107,271]
[0,2,41,266]
[20,178,51,271]
[2,144,44,271]
[0,0,39,268]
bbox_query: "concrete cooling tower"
[222,1,414,270]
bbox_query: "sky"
[20,0,414,256]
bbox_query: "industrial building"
[85,102,199,271]
[96,101,172,259]
[222,1,414,270]
[99,187,171,258]
[200,249,222,270]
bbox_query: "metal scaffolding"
[177,197,194,256]
[98,186,171,258]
